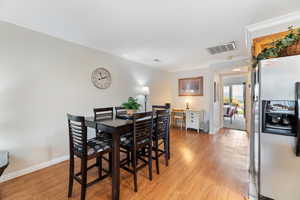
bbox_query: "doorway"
[223,83,246,130]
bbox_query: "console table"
[186,110,206,133]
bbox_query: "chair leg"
[80,158,87,200]
[168,128,171,160]
[164,139,169,167]
[148,144,153,181]
[132,150,138,192]
[109,152,112,175]
[97,155,102,178]
[126,151,131,167]
[155,141,160,175]
[68,154,74,197]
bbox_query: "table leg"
[112,132,120,200]
[168,126,171,160]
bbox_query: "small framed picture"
[178,77,203,96]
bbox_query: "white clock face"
[91,68,112,89]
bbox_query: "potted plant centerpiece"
[122,97,141,115]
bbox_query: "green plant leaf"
[253,25,300,68]
[122,97,141,110]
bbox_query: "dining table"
[85,116,132,200]
[85,112,171,200]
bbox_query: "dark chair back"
[132,112,154,148]
[93,107,113,121]
[67,114,87,156]
[155,110,170,139]
[152,105,170,112]
[115,106,127,116]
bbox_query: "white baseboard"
[0,155,69,183]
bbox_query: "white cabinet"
[185,110,205,133]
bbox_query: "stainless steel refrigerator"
[250,55,300,200]
[249,64,260,200]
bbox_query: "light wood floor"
[0,128,249,200]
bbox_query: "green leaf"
[254,25,300,68]
[122,97,141,110]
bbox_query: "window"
[223,86,230,105]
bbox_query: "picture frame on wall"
[178,77,203,96]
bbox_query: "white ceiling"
[0,0,299,71]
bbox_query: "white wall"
[212,72,221,133]
[0,21,171,181]
[170,67,215,133]
[223,75,247,85]
[245,71,252,134]
[171,67,212,111]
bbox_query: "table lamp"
[142,86,150,112]
[185,100,190,110]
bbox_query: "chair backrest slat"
[94,107,114,121]
[115,106,127,116]
[67,113,87,155]
[152,104,170,112]
[155,110,170,139]
[133,112,154,147]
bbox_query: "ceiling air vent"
[206,41,236,55]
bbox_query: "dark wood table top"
[85,116,133,128]
[115,114,133,120]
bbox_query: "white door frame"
[219,71,251,132]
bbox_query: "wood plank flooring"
[0,128,249,200]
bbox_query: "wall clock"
[91,67,112,89]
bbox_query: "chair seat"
[121,137,151,148]
[0,151,9,168]
[120,132,133,142]
[96,132,112,140]
[75,138,112,156]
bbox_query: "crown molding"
[244,11,300,54]
[246,11,300,32]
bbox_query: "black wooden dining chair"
[152,109,170,174]
[115,106,127,116]
[152,104,170,112]
[152,104,171,160]
[67,114,112,200]
[120,111,154,192]
[93,107,113,123]
[93,107,114,172]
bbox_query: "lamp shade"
[141,86,150,95]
